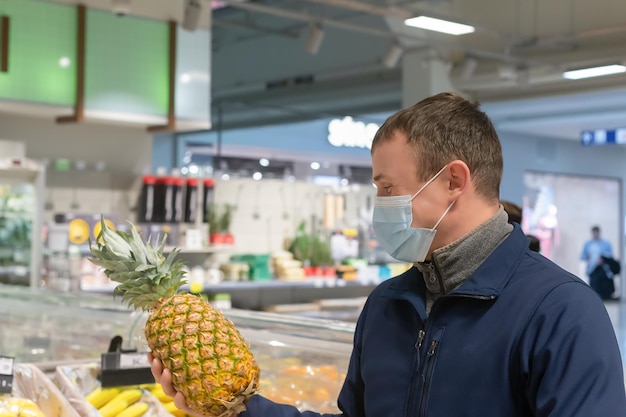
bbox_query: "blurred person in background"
[501,200,540,253]
[581,225,617,299]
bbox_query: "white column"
[402,50,456,108]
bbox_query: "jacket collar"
[382,224,529,319]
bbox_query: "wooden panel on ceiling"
[57,4,86,123]
[1,16,9,73]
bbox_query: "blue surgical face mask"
[372,165,454,263]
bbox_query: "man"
[581,225,616,299]
[581,225,613,275]
[151,93,626,416]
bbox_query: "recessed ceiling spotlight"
[383,43,403,69]
[111,0,131,17]
[305,23,325,54]
[182,0,202,32]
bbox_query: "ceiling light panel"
[562,64,626,80]
[404,16,475,36]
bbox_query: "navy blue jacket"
[242,226,626,416]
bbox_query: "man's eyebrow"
[372,174,386,182]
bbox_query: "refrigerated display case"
[0,157,45,288]
[0,286,133,365]
[0,285,356,413]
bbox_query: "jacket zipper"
[417,328,443,417]
[416,329,426,348]
[406,328,426,417]
[404,261,493,417]
[432,258,446,293]
[415,329,426,370]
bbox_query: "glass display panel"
[523,171,622,282]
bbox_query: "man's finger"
[173,391,194,414]
[150,356,164,383]
[160,368,177,397]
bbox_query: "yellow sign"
[68,218,90,244]
[92,218,116,240]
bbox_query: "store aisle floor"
[605,299,626,383]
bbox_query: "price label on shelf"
[119,353,151,369]
[0,356,14,394]
[0,357,13,375]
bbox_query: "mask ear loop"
[433,200,456,229]
[410,164,449,200]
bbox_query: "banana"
[162,401,186,417]
[149,385,170,402]
[114,402,149,417]
[0,398,45,417]
[109,389,143,405]
[13,407,45,417]
[0,409,14,417]
[98,398,129,417]
[86,387,122,409]
[98,388,144,417]
[4,398,39,409]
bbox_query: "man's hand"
[148,353,239,417]
[148,352,206,417]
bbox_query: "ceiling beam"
[213,19,300,38]
[219,0,546,68]
[299,0,411,19]
[220,0,398,39]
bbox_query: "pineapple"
[89,219,260,417]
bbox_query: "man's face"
[592,229,600,240]
[371,131,448,230]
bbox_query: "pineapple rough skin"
[145,293,261,417]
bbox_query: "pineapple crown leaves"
[88,216,188,311]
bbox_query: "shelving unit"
[0,157,45,288]
[163,244,234,254]
[81,274,379,311]
[195,279,379,310]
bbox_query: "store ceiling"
[39,0,626,142]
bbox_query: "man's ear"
[446,160,470,197]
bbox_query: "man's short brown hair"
[371,92,503,202]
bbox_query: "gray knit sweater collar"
[416,206,513,313]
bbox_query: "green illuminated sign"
[54,158,70,172]
[0,0,169,117]
[85,9,169,116]
[0,0,76,105]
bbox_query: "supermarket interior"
[2,0,626,415]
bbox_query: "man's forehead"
[372,165,419,184]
